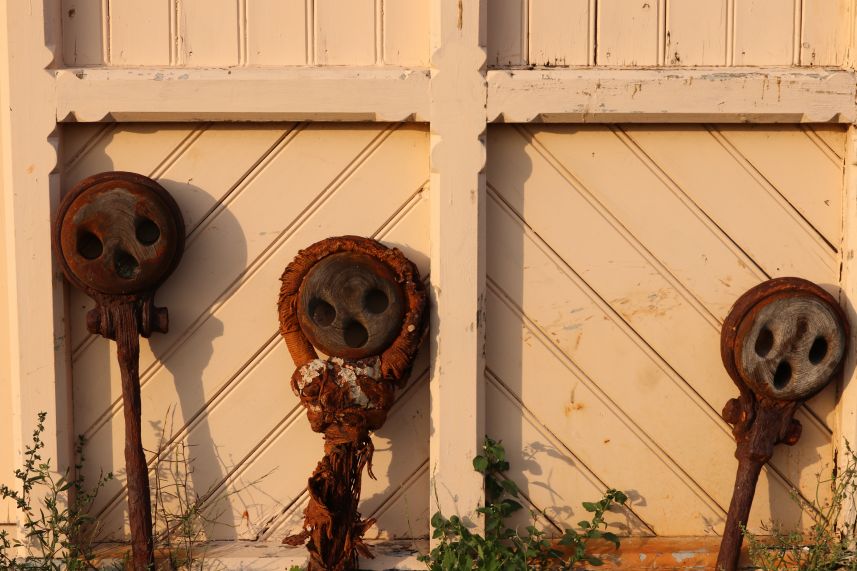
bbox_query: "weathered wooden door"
[3,0,857,568]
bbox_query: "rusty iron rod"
[115,304,155,571]
[717,456,764,571]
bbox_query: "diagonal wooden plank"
[83,133,428,524]
[485,179,827,531]
[489,126,832,452]
[485,203,807,534]
[808,125,846,161]
[63,124,202,192]
[363,462,430,540]
[526,124,765,321]
[255,204,431,542]
[715,125,843,247]
[81,128,430,538]
[64,124,208,350]
[61,123,114,170]
[486,374,655,536]
[623,125,838,285]
[623,124,841,428]
[801,125,846,165]
[354,373,431,538]
[73,124,396,438]
[68,123,294,356]
[526,124,836,428]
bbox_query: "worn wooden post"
[53,171,185,571]
[429,0,488,534]
[717,277,848,571]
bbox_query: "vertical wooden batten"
[429,0,488,532]
[0,0,71,543]
[836,2,857,530]
[838,126,857,526]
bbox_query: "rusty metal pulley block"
[53,171,185,571]
[716,277,848,571]
[298,251,406,360]
[278,236,427,571]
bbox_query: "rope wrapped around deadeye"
[277,236,427,571]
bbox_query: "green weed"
[419,436,627,570]
[744,442,857,571]
[0,412,112,570]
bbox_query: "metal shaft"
[716,456,764,571]
[115,303,155,571]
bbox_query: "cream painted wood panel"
[528,0,591,67]
[62,123,430,541]
[485,0,851,67]
[488,0,527,67]
[0,137,12,526]
[801,0,853,66]
[384,0,430,66]
[54,1,857,70]
[110,0,171,65]
[178,0,240,66]
[246,0,308,65]
[486,124,845,535]
[665,0,728,65]
[315,0,376,65]
[60,0,852,68]
[62,0,105,66]
[596,0,662,66]
[62,0,429,66]
[733,0,799,65]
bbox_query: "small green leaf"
[582,501,599,512]
[501,479,519,496]
[473,455,489,473]
[602,531,620,548]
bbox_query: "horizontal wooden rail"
[54,67,431,122]
[55,66,857,125]
[488,67,857,123]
